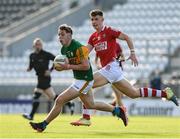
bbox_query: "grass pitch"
[0,114,180,138]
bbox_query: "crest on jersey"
[102,34,106,38]
[92,37,96,41]
[66,51,73,57]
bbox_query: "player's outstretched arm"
[118,32,138,66]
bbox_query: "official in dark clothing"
[29,46,55,90]
[22,38,58,120]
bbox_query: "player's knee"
[55,97,64,106]
[48,94,56,101]
[33,92,41,100]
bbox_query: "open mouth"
[93,24,98,28]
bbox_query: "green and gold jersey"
[61,39,93,81]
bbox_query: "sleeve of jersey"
[88,35,94,46]
[29,55,33,69]
[76,46,89,62]
[108,27,121,38]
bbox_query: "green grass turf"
[0,114,180,138]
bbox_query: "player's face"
[34,40,42,51]
[58,29,71,46]
[91,15,104,31]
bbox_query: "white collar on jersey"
[98,25,106,33]
[102,25,106,31]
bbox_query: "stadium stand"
[0,0,180,98]
[0,0,55,28]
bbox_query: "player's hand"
[44,70,51,76]
[127,53,138,67]
[119,54,125,62]
[58,63,70,70]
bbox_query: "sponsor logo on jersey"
[94,41,107,51]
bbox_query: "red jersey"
[88,26,121,67]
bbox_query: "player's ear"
[67,33,70,39]
[68,34,72,39]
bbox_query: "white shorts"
[71,79,94,94]
[97,60,124,83]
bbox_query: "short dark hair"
[59,24,73,34]
[89,9,103,17]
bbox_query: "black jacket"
[29,50,55,77]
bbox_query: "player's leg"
[29,87,80,132]
[22,88,42,120]
[42,76,58,101]
[79,84,126,122]
[69,101,75,115]
[23,77,57,120]
[92,71,109,88]
[79,89,128,126]
[70,75,128,126]
[71,103,91,126]
[111,84,124,106]
[110,93,116,106]
[80,89,113,111]
[71,72,109,126]
[25,76,50,120]
[45,87,79,124]
[44,80,75,115]
[44,87,58,101]
[62,101,75,115]
[29,80,94,132]
[98,61,178,106]
[110,85,127,116]
[113,78,179,106]
[64,101,75,115]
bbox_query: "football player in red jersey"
[70,9,179,126]
[72,43,126,127]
